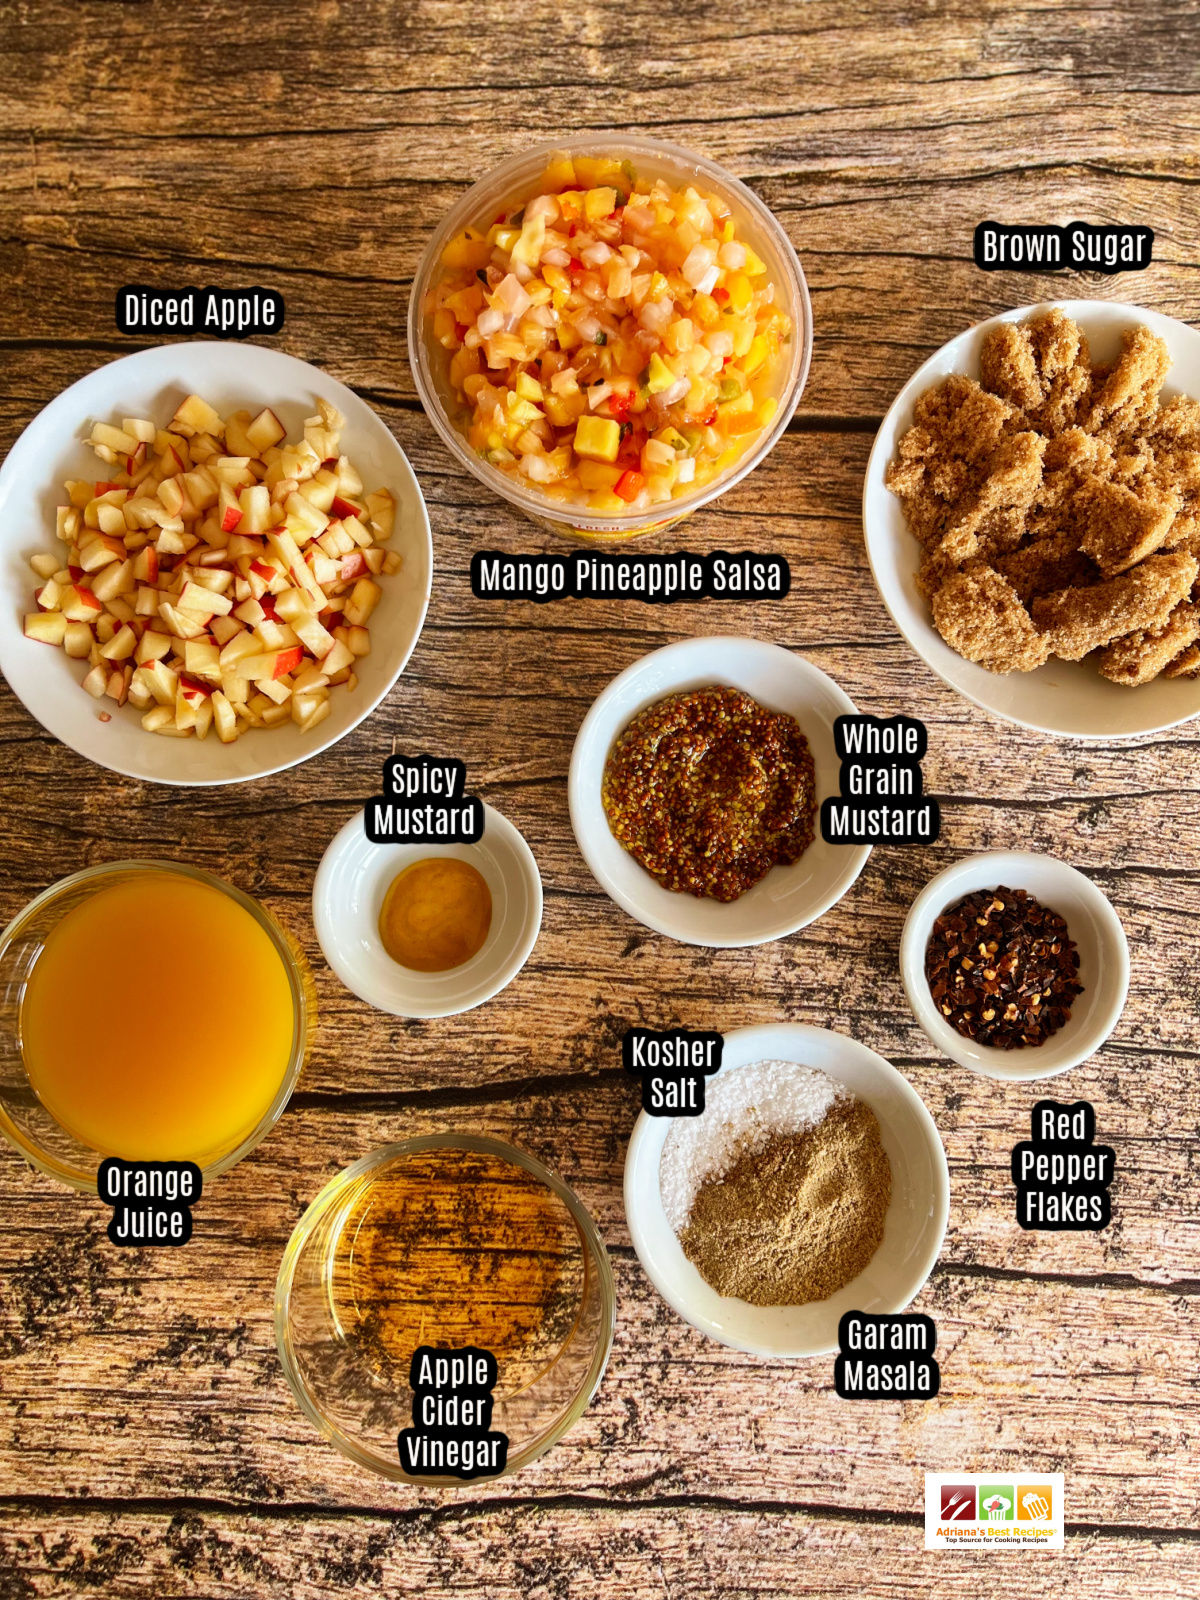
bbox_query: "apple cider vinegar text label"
[623,1028,724,1116]
[399,1346,508,1480]
[97,1158,202,1247]
[116,285,285,338]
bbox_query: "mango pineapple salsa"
[428,153,792,516]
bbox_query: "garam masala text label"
[623,1028,723,1116]
[471,550,789,603]
[116,285,285,338]
[820,715,940,844]
[834,1312,940,1399]
[97,1158,202,1247]
[1012,1099,1114,1230]
[366,754,484,844]
[399,1346,509,1481]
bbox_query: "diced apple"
[309,550,340,587]
[184,640,221,681]
[218,632,261,671]
[194,697,215,740]
[365,488,395,541]
[209,614,244,646]
[158,602,208,640]
[187,566,233,594]
[123,417,157,444]
[105,665,132,705]
[90,421,140,456]
[96,614,118,645]
[220,498,243,533]
[292,612,335,658]
[292,664,330,695]
[343,578,382,627]
[35,578,64,611]
[132,545,159,583]
[257,675,292,704]
[30,552,61,581]
[238,645,304,682]
[246,407,286,452]
[81,662,109,698]
[220,668,249,705]
[141,704,176,732]
[106,596,137,623]
[178,580,233,617]
[136,630,172,665]
[171,394,224,438]
[61,585,104,623]
[266,530,325,606]
[128,676,153,709]
[233,596,266,627]
[91,559,134,603]
[182,468,219,512]
[284,491,329,544]
[320,638,355,676]
[346,625,371,657]
[136,659,179,706]
[135,585,161,617]
[63,620,93,658]
[56,506,81,542]
[222,411,255,457]
[24,611,68,646]
[239,483,271,534]
[341,514,372,549]
[100,624,137,661]
[96,503,127,536]
[78,534,125,572]
[155,526,188,556]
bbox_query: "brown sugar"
[889,308,1200,686]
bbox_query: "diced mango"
[578,460,623,492]
[573,416,622,463]
[584,187,618,222]
[441,229,492,271]
[515,372,545,402]
[742,335,770,375]
[726,272,753,313]
[645,353,677,395]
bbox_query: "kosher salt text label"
[834,1311,940,1400]
[820,714,940,844]
[366,754,484,844]
[115,285,285,338]
[399,1346,509,1481]
[973,222,1153,275]
[1011,1099,1114,1230]
[470,549,790,604]
[97,1157,202,1247]
[623,1028,723,1116]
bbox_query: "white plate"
[312,805,543,1018]
[0,343,433,785]
[900,850,1129,1081]
[624,1023,950,1358]
[568,637,870,948]
[863,299,1200,738]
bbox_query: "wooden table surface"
[3,2,1200,1595]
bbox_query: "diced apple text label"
[116,286,285,338]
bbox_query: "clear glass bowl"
[409,134,813,543]
[275,1134,616,1483]
[0,860,314,1192]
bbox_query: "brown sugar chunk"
[1085,325,1171,438]
[1077,477,1180,576]
[935,431,1045,564]
[1031,552,1198,660]
[1165,643,1200,678]
[931,567,1051,674]
[995,527,1100,602]
[1098,602,1200,687]
[981,310,1091,436]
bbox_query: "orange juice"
[20,872,297,1165]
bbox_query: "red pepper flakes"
[925,885,1083,1050]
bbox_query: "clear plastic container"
[409,135,812,543]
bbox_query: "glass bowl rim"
[274,1130,617,1484]
[408,132,813,535]
[0,858,310,1192]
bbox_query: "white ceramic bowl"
[568,637,870,947]
[900,850,1129,1081]
[312,805,542,1018]
[863,299,1200,738]
[0,342,433,785]
[624,1023,950,1358]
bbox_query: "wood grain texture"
[2,0,1200,1594]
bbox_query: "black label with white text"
[834,1312,940,1400]
[470,549,790,604]
[399,1346,509,1481]
[820,715,940,845]
[623,1028,723,1116]
[116,284,285,338]
[1012,1100,1114,1231]
[365,754,484,844]
[973,222,1153,274]
[97,1158,202,1247]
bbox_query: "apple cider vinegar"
[20,872,297,1165]
[328,1144,588,1399]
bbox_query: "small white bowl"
[863,299,1200,738]
[568,637,870,948]
[0,342,433,785]
[312,805,542,1018]
[900,850,1129,1081]
[624,1023,950,1358]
